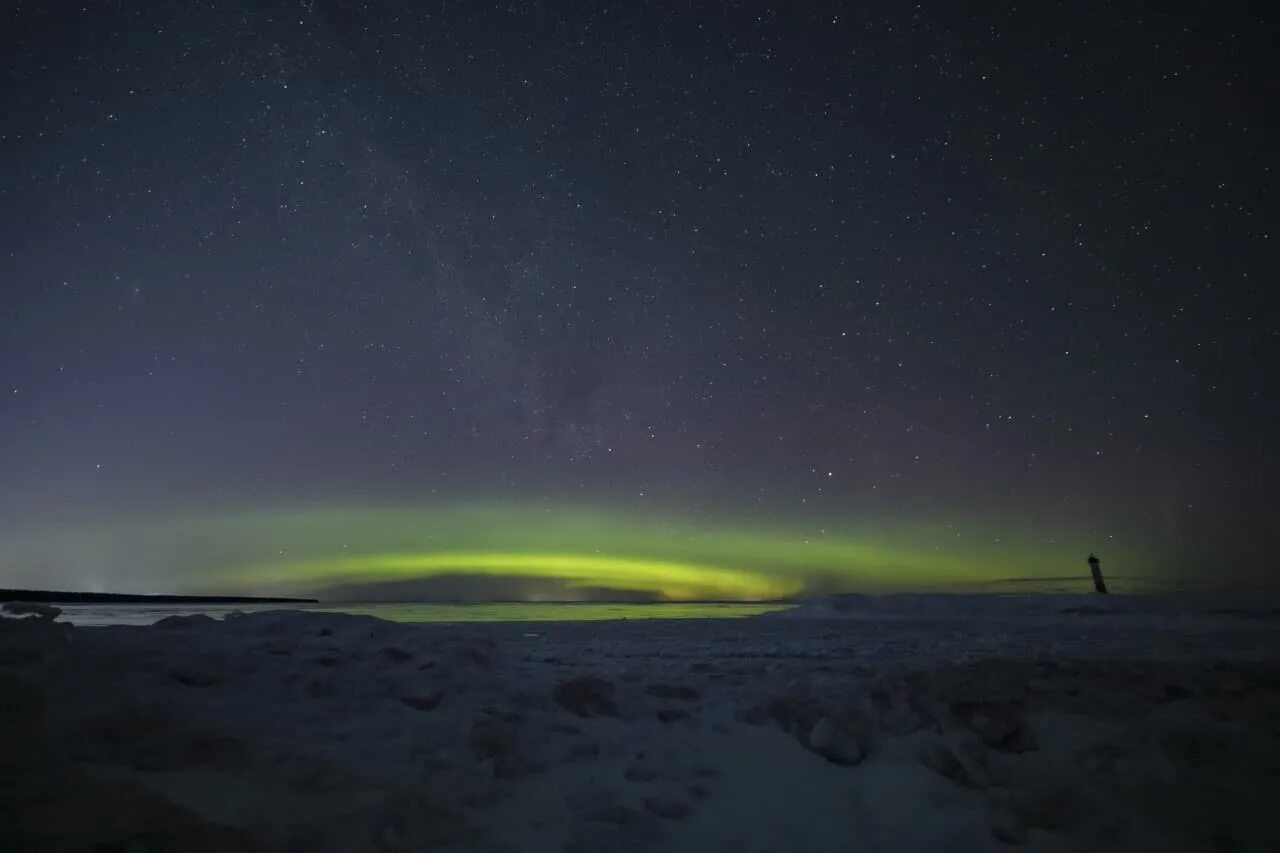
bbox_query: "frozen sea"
[49,600,792,627]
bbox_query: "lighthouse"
[1087,553,1108,594]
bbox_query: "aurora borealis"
[1,504,1155,600]
[2,2,1275,598]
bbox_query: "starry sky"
[1,1,1275,598]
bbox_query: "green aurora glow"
[0,503,1160,599]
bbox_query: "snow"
[2,595,1278,851]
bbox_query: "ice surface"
[2,596,1278,851]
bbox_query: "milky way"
[2,2,1275,595]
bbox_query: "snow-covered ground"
[3,595,1278,852]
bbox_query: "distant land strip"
[0,588,317,604]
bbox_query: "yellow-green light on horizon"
[0,502,1159,599]
[222,550,801,600]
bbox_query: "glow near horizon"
[0,503,1150,599]
[223,551,800,600]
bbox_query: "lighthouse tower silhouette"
[1087,553,1108,594]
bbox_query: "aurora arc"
[224,551,800,600]
[0,503,1157,599]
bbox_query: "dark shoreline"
[0,588,317,604]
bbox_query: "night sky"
[1,1,1275,598]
